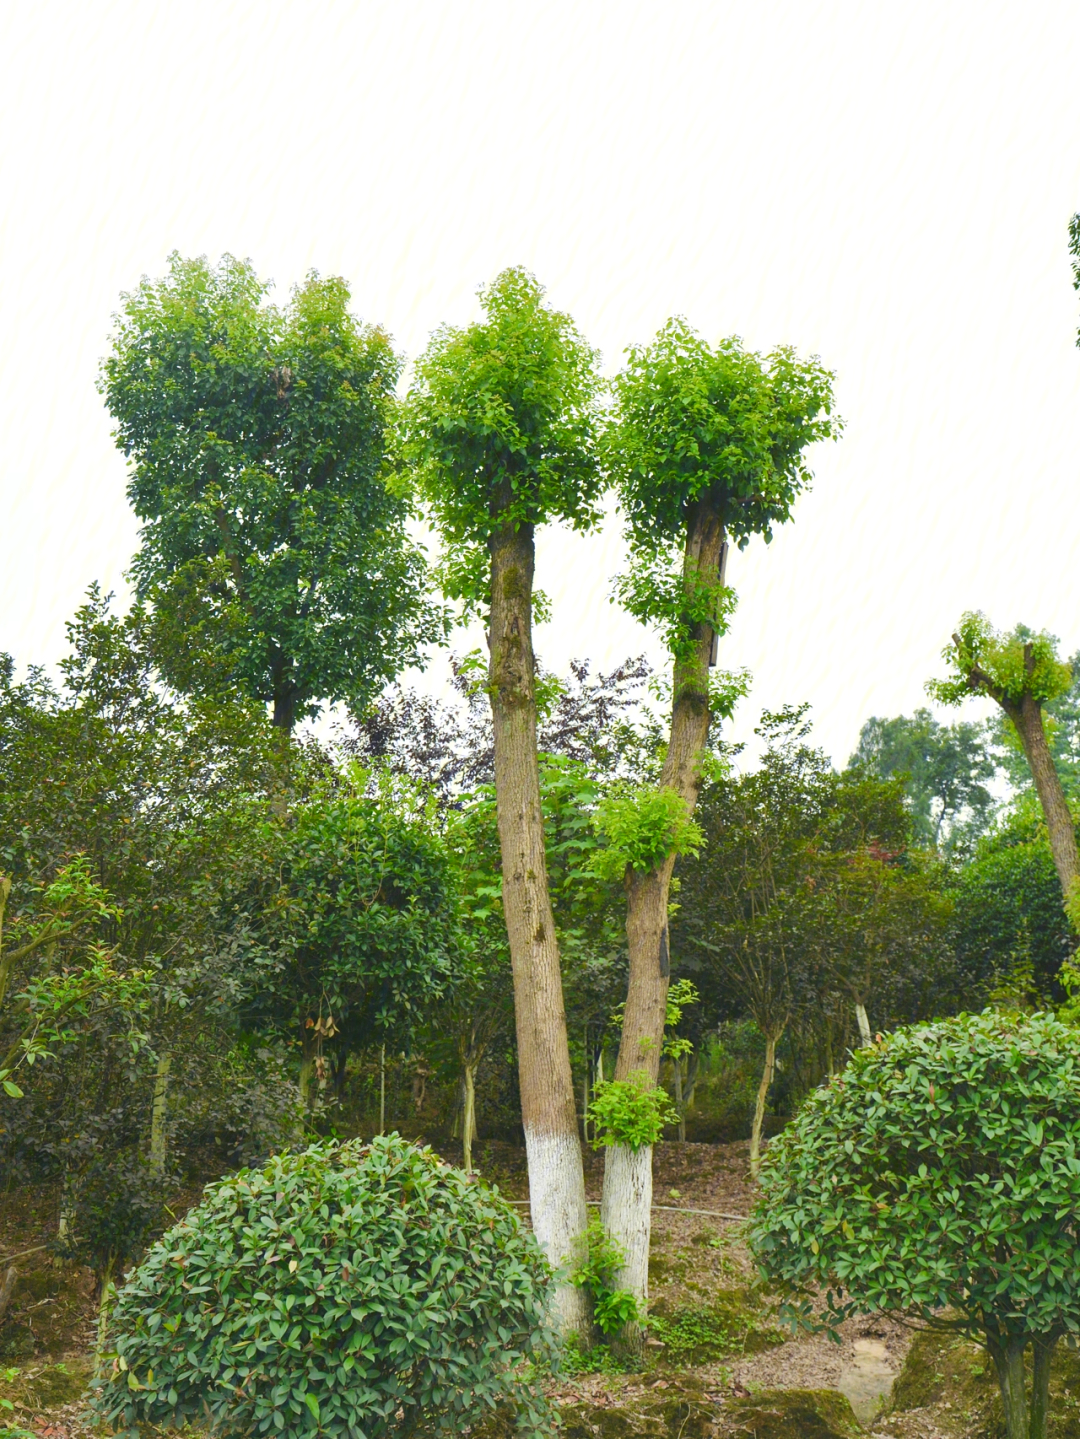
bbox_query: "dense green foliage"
[404,266,603,613]
[604,320,838,652]
[237,771,457,1092]
[851,707,996,849]
[91,1135,554,1438]
[750,1011,1080,1435]
[102,253,441,728]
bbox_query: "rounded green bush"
[90,1134,554,1438]
[748,1010,1080,1439]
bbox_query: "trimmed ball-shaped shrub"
[748,1010,1080,1439]
[90,1134,554,1438]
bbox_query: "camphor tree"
[928,614,1077,909]
[750,1011,1080,1439]
[851,707,996,850]
[598,320,838,1330]
[101,253,442,736]
[403,268,604,1331]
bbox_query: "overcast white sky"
[3,0,1079,765]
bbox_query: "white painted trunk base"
[600,1142,652,1313]
[855,1002,872,1048]
[525,1127,591,1333]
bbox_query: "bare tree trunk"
[673,1055,686,1142]
[1030,1333,1057,1439]
[149,1052,171,1175]
[0,1265,17,1324]
[379,1044,386,1135]
[750,1029,780,1180]
[854,1002,872,1048]
[987,1331,1030,1439]
[1009,693,1080,904]
[604,499,726,1339]
[462,1061,478,1173]
[488,522,588,1334]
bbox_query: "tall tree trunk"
[488,522,589,1335]
[854,1002,872,1048]
[149,1052,171,1175]
[986,1331,1030,1439]
[750,1028,781,1179]
[604,499,726,1335]
[378,1044,386,1134]
[1008,693,1080,904]
[462,1060,478,1173]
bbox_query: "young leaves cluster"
[91,1135,555,1439]
[927,613,1073,711]
[590,785,703,882]
[588,1070,680,1152]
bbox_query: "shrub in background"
[749,1010,1080,1439]
[91,1134,554,1438]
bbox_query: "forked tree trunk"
[604,499,726,1335]
[488,521,589,1334]
[1007,692,1080,905]
[987,1331,1030,1439]
[750,1027,782,1180]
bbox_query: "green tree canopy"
[850,707,996,849]
[606,319,839,655]
[236,769,457,1104]
[102,253,443,730]
[928,613,1079,911]
[405,266,604,615]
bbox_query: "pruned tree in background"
[928,614,1078,913]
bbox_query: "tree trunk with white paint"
[603,501,726,1336]
[750,1029,780,1180]
[488,521,589,1334]
[462,1061,478,1173]
[600,1142,652,1344]
[855,1002,872,1048]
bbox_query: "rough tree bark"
[488,520,589,1334]
[603,499,726,1331]
[987,1332,1031,1439]
[1030,1334,1058,1439]
[1007,690,1079,902]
